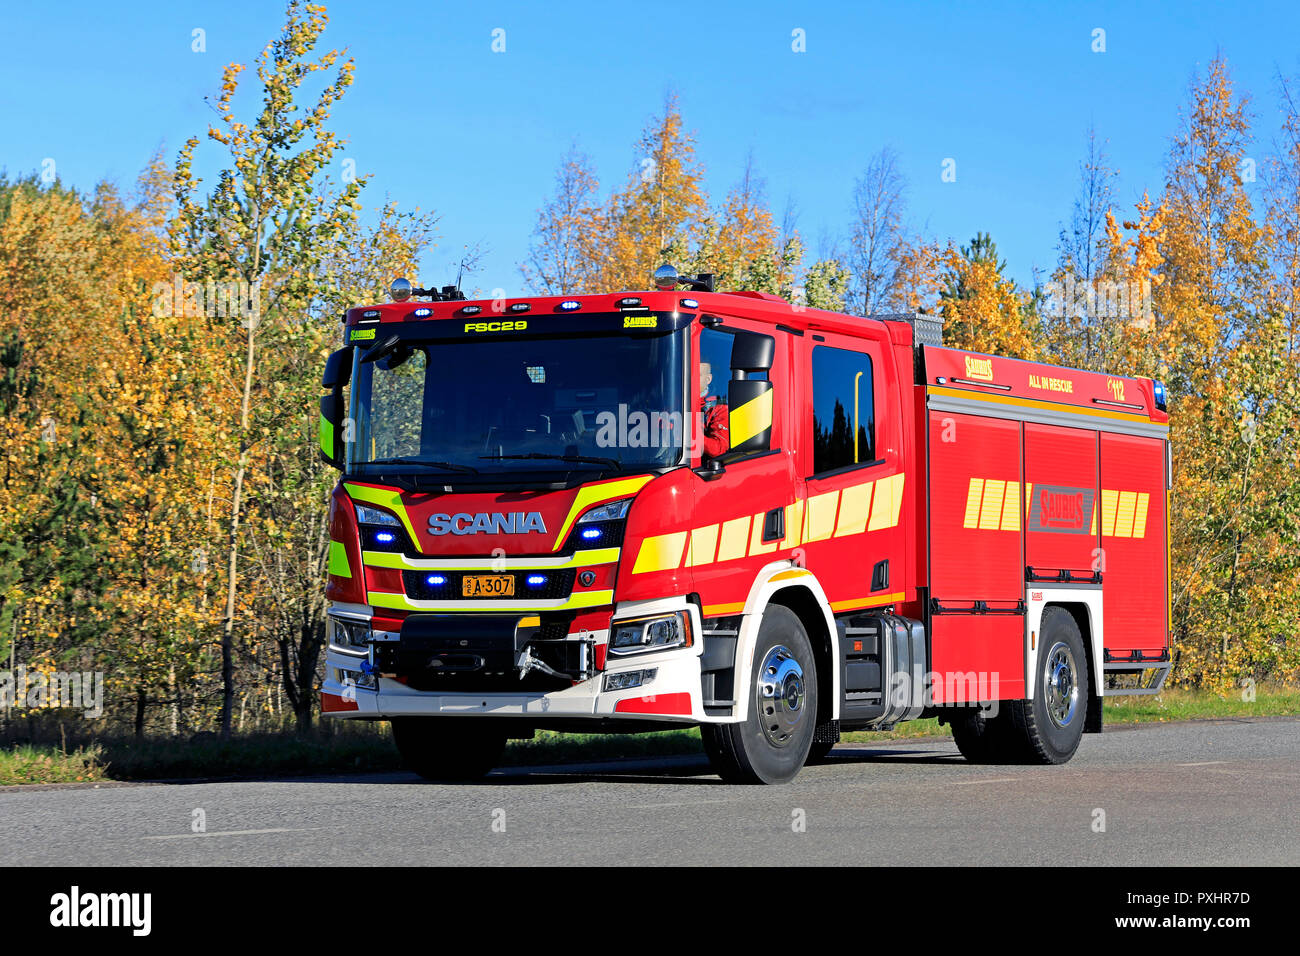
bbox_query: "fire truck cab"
[319,267,1171,784]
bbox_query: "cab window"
[811,345,874,475]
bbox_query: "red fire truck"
[318,267,1171,784]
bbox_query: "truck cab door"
[686,317,803,617]
[795,330,906,614]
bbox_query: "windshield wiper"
[480,453,622,470]
[359,457,479,475]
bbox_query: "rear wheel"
[702,605,817,784]
[949,707,1015,763]
[391,717,507,781]
[1005,607,1089,764]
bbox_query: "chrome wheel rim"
[756,645,806,747]
[1042,641,1079,729]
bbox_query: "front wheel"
[391,717,507,781]
[702,605,817,784]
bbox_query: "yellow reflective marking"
[517,616,541,628]
[327,540,351,578]
[804,490,839,542]
[702,602,746,616]
[770,569,811,582]
[1115,490,1137,537]
[963,478,985,529]
[552,475,656,549]
[781,500,804,549]
[685,524,719,567]
[632,532,688,574]
[1133,492,1150,538]
[831,592,904,612]
[730,389,773,447]
[319,415,334,459]
[343,483,420,546]
[717,516,752,561]
[835,481,873,537]
[979,480,1005,530]
[1101,489,1118,537]
[869,472,905,530]
[1000,480,1021,532]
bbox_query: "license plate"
[462,575,515,597]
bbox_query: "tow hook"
[517,646,568,681]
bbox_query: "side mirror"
[320,347,353,468]
[729,330,775,373]
[725,329,775,456]
[727,379,773,456]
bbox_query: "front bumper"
[322,597,716,724]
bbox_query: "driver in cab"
[699,361,730,459]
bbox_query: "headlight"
[579,499,632,523]
[329,616,372,648]
[608,612,691,657]
[355,504,400,526]
[567,498,633,549]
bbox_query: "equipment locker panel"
[927,410,1023,600]
[927,410,1026,702]
[1099,432,1169,660]
[1023,422,1100,579]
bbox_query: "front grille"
[376,613,582,692]
[402,568,576,601]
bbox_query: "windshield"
[347,327,687,479]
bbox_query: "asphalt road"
[3,717,1297,866]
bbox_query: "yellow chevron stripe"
[684,524,719,567]
[1000,480,1021,532]
[717,515,751,562]
[343,482,420,546]
[979,480,1006,530]
[835,481,873,537]
[804,490,839,542]
[869,472,905,531]
[730,388,774,447]
[1101,489,1118,537]
[328,540,351,578]
[963,478,985,529]
[632,531,688,574]
[1115,490,1137,537]
[552,474,656,549]
[1133,492,1150,538]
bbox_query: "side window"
[811,345,874,475]
[698,328,734,460]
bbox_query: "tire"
[391,717,507,782]
[701,605,817,784]
[1004,606,1090,764]
[949,707,1015,764]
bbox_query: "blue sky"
[2,0,1298,296]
